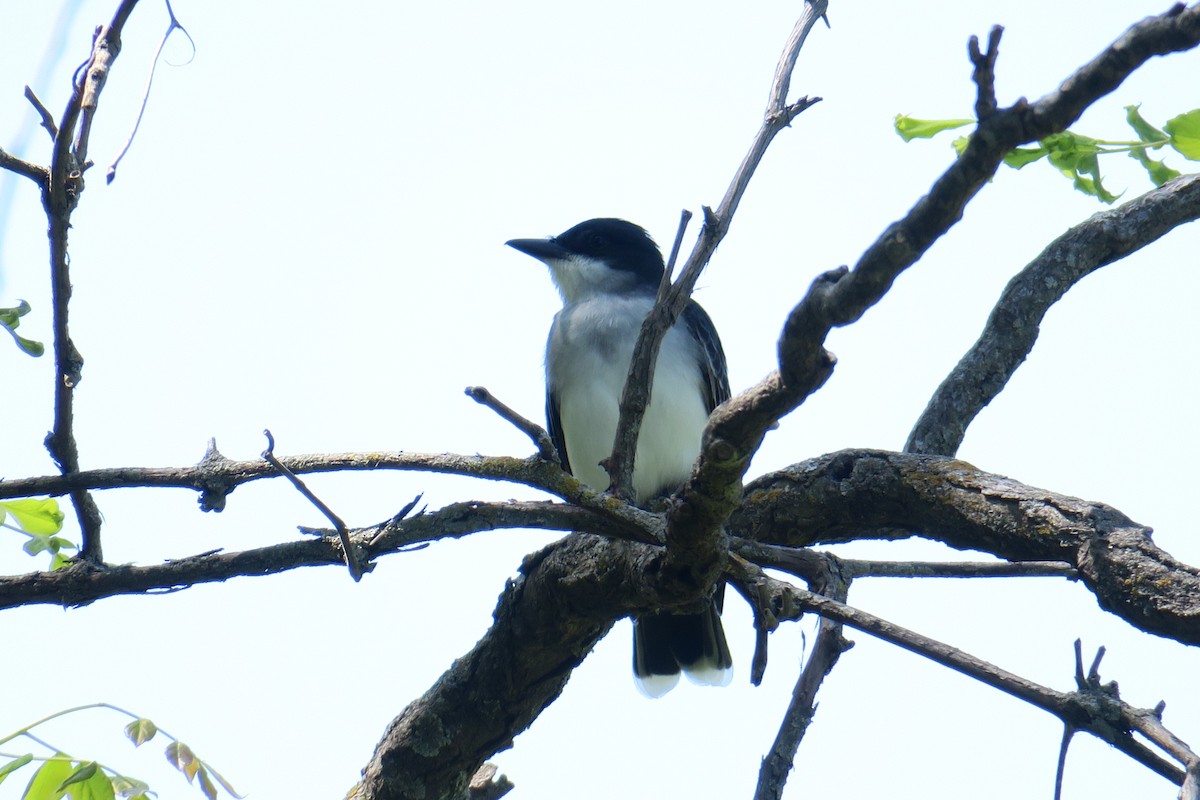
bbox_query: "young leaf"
[1125,104,1169,145]
[197,766,218,800]
[1129,145,1181,186]
[0,498,65,535]
[109,773,151,799]
[1165,109,1200,159]
[58,761,98,791]
[202,762,244,799]
[123,719,158,747]
[0,301,44,357]
[0,753,34,785]
[1002,145,1048,169]
[21,756,74,800]
[893,114,973,142]
[165,741,199,781]
[65,767,116,800]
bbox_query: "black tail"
[632,598,732,698]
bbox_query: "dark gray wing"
[682,299,730,413]
[546,389,571,472]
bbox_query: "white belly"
[548,296,709,501]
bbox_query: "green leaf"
[1129,144,1181,186]
[197,766,217,800]
[0,300,30,327]
[0,301,44,357]
[0,753,34,785]
[1,498,65,535]
[1002,146,1048,169]
[1040,131,1118,203]
[951,135,970,156]
[1165,109,1200,159]
[58,762,98,791]
[202,762,243,798]
[894,114,973,142]
[108,774,151,799]
[165,742,199,781]
[64,767,116,800]
[1125,104,1169,145]
[123,719,157,747]
[21,755,73,800]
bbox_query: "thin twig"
[968,26,1003,120]
[752,555,852,800]
[1053,725,1074,800]
[0,148,49,187]
[761,585,1190,785]
[605,210,693,498]
[262,430,365,581]
[465,386,558,464]
[24,86,58,139]
[657,210,691,304]
[603,0,826,501]
[107,0,194,183]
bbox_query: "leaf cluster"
[0,498,73,570]
[0,705,240,800]
[895,106,1200,203]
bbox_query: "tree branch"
[0,500,648,611]
[733,449,1200,644]
[0,147,49,187]
[43,0,143,562]
[605,0,826,501]
[753,583,1194,786]
[0,447,664,544]
[750,554,853,800]
[664,5,1200,616]
[907,172,1200,456]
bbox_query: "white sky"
[2,1,1199,799]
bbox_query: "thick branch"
[907,173,1200,456]
[666,5,1200,604]
[733,449,1200,644]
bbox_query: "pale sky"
[2,1,1199,799]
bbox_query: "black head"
[553,218,665,288]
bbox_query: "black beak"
[505,237,572,262]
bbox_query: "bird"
[506,217,732,697]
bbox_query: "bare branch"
[604,0,826,501]
[261,430,365,582]
[107,0,194,182]
[751,554,853,800]
[0,147,48,187]
[0,500,647,611]
[605,210,691,499]
[465,386,558,464]
[24,86,58,139]
[969,25,1003,120]
[668,6,1200,616]
[733,449,1200,645]
[754,583,1191,786]
[43,0,144,562]
[906,173,1200,456]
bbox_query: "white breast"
[548,295,710,501]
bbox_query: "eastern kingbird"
[506,218,733,697]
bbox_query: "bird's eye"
[586,233,606,250]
